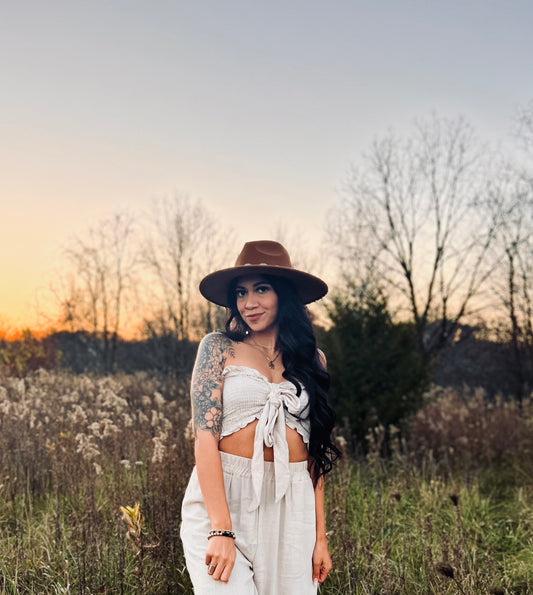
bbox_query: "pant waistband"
[219,451,309,478]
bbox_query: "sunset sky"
[1,0,532,331]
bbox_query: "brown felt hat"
[199,240,328,307]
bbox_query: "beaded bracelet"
[208,529,236,540]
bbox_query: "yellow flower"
[120,502,145,555]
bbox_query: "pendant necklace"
[248,340,281,369]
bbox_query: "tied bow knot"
[262,386,299,447]
[250,382,302,510]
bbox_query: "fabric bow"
[250,383,301,510]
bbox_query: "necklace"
[248,340,281,369]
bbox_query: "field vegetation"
[1,109,532,593]
[1,369,532,594]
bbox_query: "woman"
[180,240,339,594]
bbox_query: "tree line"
[2,107,532,448]
[46,196,236,372]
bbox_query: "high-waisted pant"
[180,451,317,594]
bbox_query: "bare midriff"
[218,419,309,462]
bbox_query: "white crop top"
[220,365,311,510]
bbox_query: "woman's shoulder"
[198,332,238,356]
[199,331,233,346]
[193,332,237,374]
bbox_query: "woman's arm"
[312,475,332,585]
[190,332,236,583]
[312,347,332,585]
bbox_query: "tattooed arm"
[191,331,232,437]
[190,332,236,583]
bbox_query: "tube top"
[220,365,311,510]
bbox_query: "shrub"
[320,294,430,450]
[0,330,62,377]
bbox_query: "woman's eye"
[235,289,246,298]
[256,285,270,294]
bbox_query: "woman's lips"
[246,313,263,322]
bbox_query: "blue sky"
[1,0,532,327]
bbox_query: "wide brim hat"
[199,240,328,307]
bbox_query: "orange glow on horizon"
[0,327,48,341]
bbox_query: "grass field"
[1,370,532,594]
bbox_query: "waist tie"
[250,383,301,511]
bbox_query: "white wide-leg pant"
[180,451,317,594]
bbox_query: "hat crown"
[235,241,292,269]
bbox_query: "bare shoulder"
[317,348,327,370]
[195,332,236,365]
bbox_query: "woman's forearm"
[195,431,232,530]
[312,474,332,585]
[314,475,327,540]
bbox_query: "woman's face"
[234,275,279,334]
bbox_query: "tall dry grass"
[1,371,533,593]
[409,385,533,490]
[0,369,194,593]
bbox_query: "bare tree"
[516,99,533,153]
[328,115,499,357]
[487,105,533,397]
[141,195,236,342]
[55,213,138,371]
[494,183,533,398]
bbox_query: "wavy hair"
[224,275,340,481]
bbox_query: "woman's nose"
[244,294,258,308]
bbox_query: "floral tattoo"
[191,333,234,437]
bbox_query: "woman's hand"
[312,536,332,586]
[205,536,236,583]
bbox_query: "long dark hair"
[225,275,340,481]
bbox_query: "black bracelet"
[208,529,236,540]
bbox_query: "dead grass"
[1,372,532,593]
